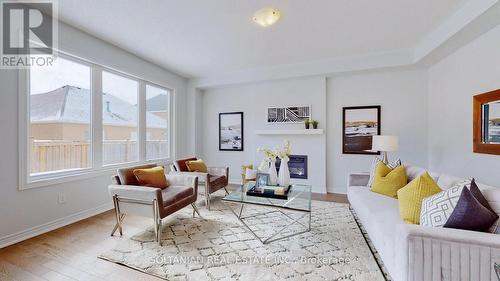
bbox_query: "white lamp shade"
[372,135,399,152]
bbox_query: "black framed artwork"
[219,112,244,151]
[342,106,381,155]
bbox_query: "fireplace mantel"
[255,129,324,135]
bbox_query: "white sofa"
[348,164,500,281]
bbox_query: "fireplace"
[276,155,308,179]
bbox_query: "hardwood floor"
[0,193,348,281]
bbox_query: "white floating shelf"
[255,129,324,135]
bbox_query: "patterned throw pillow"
[367,158,401,187]
[420,178,472,227]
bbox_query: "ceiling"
[56,0,473,79]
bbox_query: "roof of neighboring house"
[146,94,168,112]
[31,85,167,128]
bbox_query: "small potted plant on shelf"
[311,120,319,129]
[304,119,311,129]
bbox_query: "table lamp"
[372,135,399,164]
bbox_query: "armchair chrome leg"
[152,199,159,244]
[157,219,162,246]
[110,214,125,236]
[206,194,211,211]
[223,186,230,195]
[191,203,203,219]
[112,195,123,236]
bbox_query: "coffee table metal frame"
[222,183,312,244]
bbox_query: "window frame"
[145,82,172,162]
[19,51,175,190]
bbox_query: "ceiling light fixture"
[253,7,281,27]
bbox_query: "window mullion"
[138,81,147,162]
[92,66,103,169]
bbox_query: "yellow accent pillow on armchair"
[371,162,407,198]
[397,172,442,224]
[186,159,208,173]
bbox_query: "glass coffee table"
[222,182,312,244]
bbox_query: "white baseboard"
[0,202,113,249]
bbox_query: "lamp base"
[381,152,388,164]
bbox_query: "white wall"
[428,24,500,186]
[0,22,188,247]
[200,77,327,193]
[198,71,430,194]
[326,70,429,193]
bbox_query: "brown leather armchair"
[108,164,201,246]
[169,157,229,210]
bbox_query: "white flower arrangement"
[277,140,292,160]
[257,140,292,161]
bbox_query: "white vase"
[268,160,278,186]
[278,158,290,187]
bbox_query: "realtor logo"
[1,0,57,68]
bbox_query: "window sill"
[20,159,172,190]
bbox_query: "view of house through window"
[146,85,170,160]
[29,56,92,175]
[102,71,139,165]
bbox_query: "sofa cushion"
[161,185,194,206]
[371,163,407,198]
[444,187,499,232]
[186,159,208,172]
[367,157,401,187]
[436,174,469,190]
[133,166,169,189]
[479,185,500,234]
[348,186,402,278]
[420,184,464,227]
[397,172,442,224]
[117,164,157,186]
[404,163,439,182]
[174,157,197,172]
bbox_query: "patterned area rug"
[99,200,385,281]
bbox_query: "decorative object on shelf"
[219,112,244,151]
[304,119,311,129]
[473,89,500,155]
[311,120,319,129]
[267,105,311,124]
[255,172,270,187]
[342,105,381,155]
[371,135,399,164]
[277,140,292,186]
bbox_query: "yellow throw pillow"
[186,159,208,173]
[397,172,442,224]
[133,166,169,189]
[371,162,407,198]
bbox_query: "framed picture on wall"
[219,112,244,151]
[267,105,311,123]
[342,106,381,155]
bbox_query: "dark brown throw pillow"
[444,187,498,232]
[469,179,495,212]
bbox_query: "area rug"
[99,200,386,281]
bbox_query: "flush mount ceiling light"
[253,7,281,27]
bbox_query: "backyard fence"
[30,139,168,173]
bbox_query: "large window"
[23,53,173,187]
[29,56,92,175]
[146,84,170,160]
[102,71,139,165]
